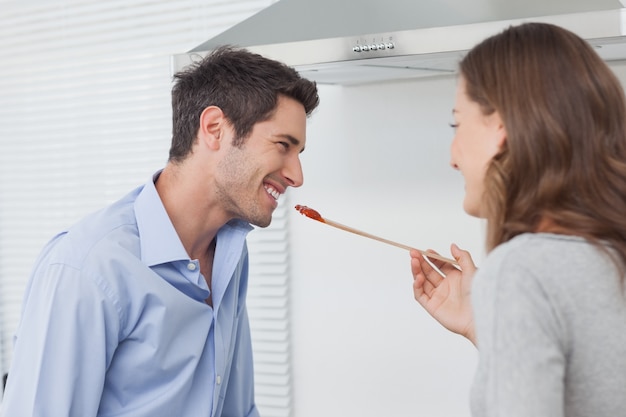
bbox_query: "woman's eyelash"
[449,123,459,129]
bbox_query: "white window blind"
[0,1,294,416]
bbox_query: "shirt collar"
[134,170,189,267]
[134,170,254,267]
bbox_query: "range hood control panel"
[352,42,395,52]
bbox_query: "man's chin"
[249,213,273,228]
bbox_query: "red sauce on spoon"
[294,205,325,223]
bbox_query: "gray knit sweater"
[470,233,626,417]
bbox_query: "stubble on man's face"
[214,142,274,228]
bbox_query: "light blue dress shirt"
[0,173,259,417]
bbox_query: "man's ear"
[198,106,226,150]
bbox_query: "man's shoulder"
[45,186,143,271]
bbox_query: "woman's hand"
[410,243,477,345]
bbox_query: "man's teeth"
[265,185,280,200]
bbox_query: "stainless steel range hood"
[172,0,626,85]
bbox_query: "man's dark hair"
[169,45,319,162]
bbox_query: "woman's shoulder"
[489,232,590,263]
[481,232,616,293]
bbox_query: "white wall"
[287,75,484,417]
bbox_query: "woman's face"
[450,76,506,218]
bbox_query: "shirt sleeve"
[474,259,567,417]
[0,261,120,417]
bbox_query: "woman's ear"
[490,111,507,152]
[198,106,226,150]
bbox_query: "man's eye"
[449,123,459,129]
[278,141,289,149]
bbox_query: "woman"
[411,22,626,416]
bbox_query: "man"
[0,46,319,417]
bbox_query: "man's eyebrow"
[278,134,305,153]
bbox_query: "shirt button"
[216,375,222,385]
[187,262,197,271]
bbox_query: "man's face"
[214,95,307,227]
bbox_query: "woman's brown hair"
[460,22,626,270]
